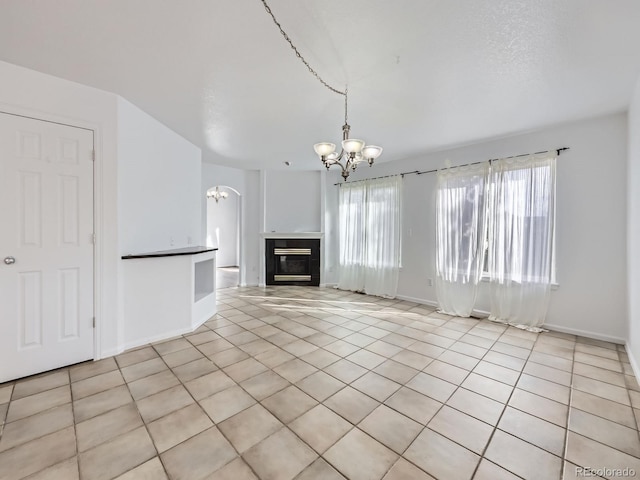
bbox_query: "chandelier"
[314,88,383,180]
[261,0,383,181]
[207,186,228,203]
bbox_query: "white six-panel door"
[0,112,94,383]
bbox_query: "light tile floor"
[1,286,640,480]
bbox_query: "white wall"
[0,60,121,357]
[117,97,203,348]
[324,170,341,285]
[328,113,629,342]
[264,170,321,232]
[117,97,201,255]
[628,76,640,371]
[243,170,262,286]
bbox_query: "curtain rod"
[334,147,570,186]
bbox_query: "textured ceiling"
[1,1,639,170]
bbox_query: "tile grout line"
[3,287,639,479]
[115,346,171,479]
[67,368,82,480]
[619,344,640,451]
[161,294,640,478]
[561,331,578,479]
[468,326,539,479]
[228,293,429,479]
[152,321,267,479]
[232,297,559,478]
[227,292,382,479]
[163,308,325,479]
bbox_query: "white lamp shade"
[362,145,383,159]
[314,142,336,157]
[352,152,364,164]
[325,152,338,164]
[342,138,365,154]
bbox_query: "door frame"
[205,185,244,286]
[0,105,102,361]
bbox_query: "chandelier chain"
[260,0,346,99]
[344,86,348,124]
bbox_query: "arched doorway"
[206,185,242,289]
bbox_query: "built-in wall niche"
[194,258,214,302]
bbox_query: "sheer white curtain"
[338,181,366,292]
[338,176,402,298]
[364,176,403,297]
[435,162,489,317]
[487,153,556,331]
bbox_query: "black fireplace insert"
[265,238,320,286]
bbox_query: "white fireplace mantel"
[260,232,324,239]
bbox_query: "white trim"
[625,343,640,381]
[394,292,626,345]
[205,185,243,287]
[237,195,244,286]
[121,325,199,352]
[259,234,265,287]
[320,170,326,286]
[544,323,625,345]
[104,314,209,357]
[100,347,122,358]
[479,275,560,290]
[260,232,325,238]
[395,294,439,308]
[260,170,267,233]
[93,127,104,359]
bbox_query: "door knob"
[4,256,15,265]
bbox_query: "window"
[338,176,402,297]
[484,156,557,285]
[435,153,557,326]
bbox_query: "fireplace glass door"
[274,248,312,281]
[266,239,320,286]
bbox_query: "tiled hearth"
[1,286,639,479]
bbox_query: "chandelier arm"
[260,0,346,98]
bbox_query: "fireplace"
[265,238,320,286]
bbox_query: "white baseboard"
[394,294,492,319]
[191,315,209,332]
[625,343,640,381]
[98,347,122,360]
[544,323,626,345]
[121,325,198,353]
[393,294,626,345]
[395,294,438,308]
